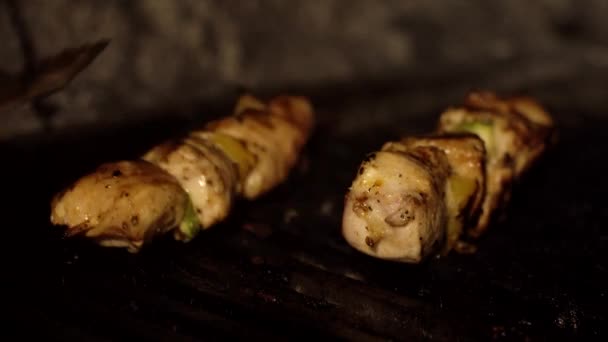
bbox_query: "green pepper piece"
[454,121,495,157]
[177,197,202,242]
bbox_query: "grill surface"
[2,83,607,341]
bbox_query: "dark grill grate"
[3,86,607,341]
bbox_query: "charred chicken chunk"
[50,160,191,252]
[385,134,486,253]
[342,147,449,263]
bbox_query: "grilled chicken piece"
[50,160,190,252]
[50,94,314,252]
[342,147,450,263]
[437,91,555,236]
[385,134,486,253]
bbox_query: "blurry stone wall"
[1,0,608,140]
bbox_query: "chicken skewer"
[342,91,555,263]
[50,94,314,252]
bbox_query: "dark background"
[1,1,607,341]
[2,0,608,141]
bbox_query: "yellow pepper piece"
[449,174,478,211]
[453,121,496,158]
[443,174,478,253]
[206,132,257,183]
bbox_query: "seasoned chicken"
[342,91,555,263]
[342,147,449,263]
[50,94,315,252]
[385,134,486,253]
[50,160,190,252]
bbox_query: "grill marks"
[162,233,445,340]
[45,220,481,341]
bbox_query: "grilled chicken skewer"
[51,94,314,252]
[342,91,555,263]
